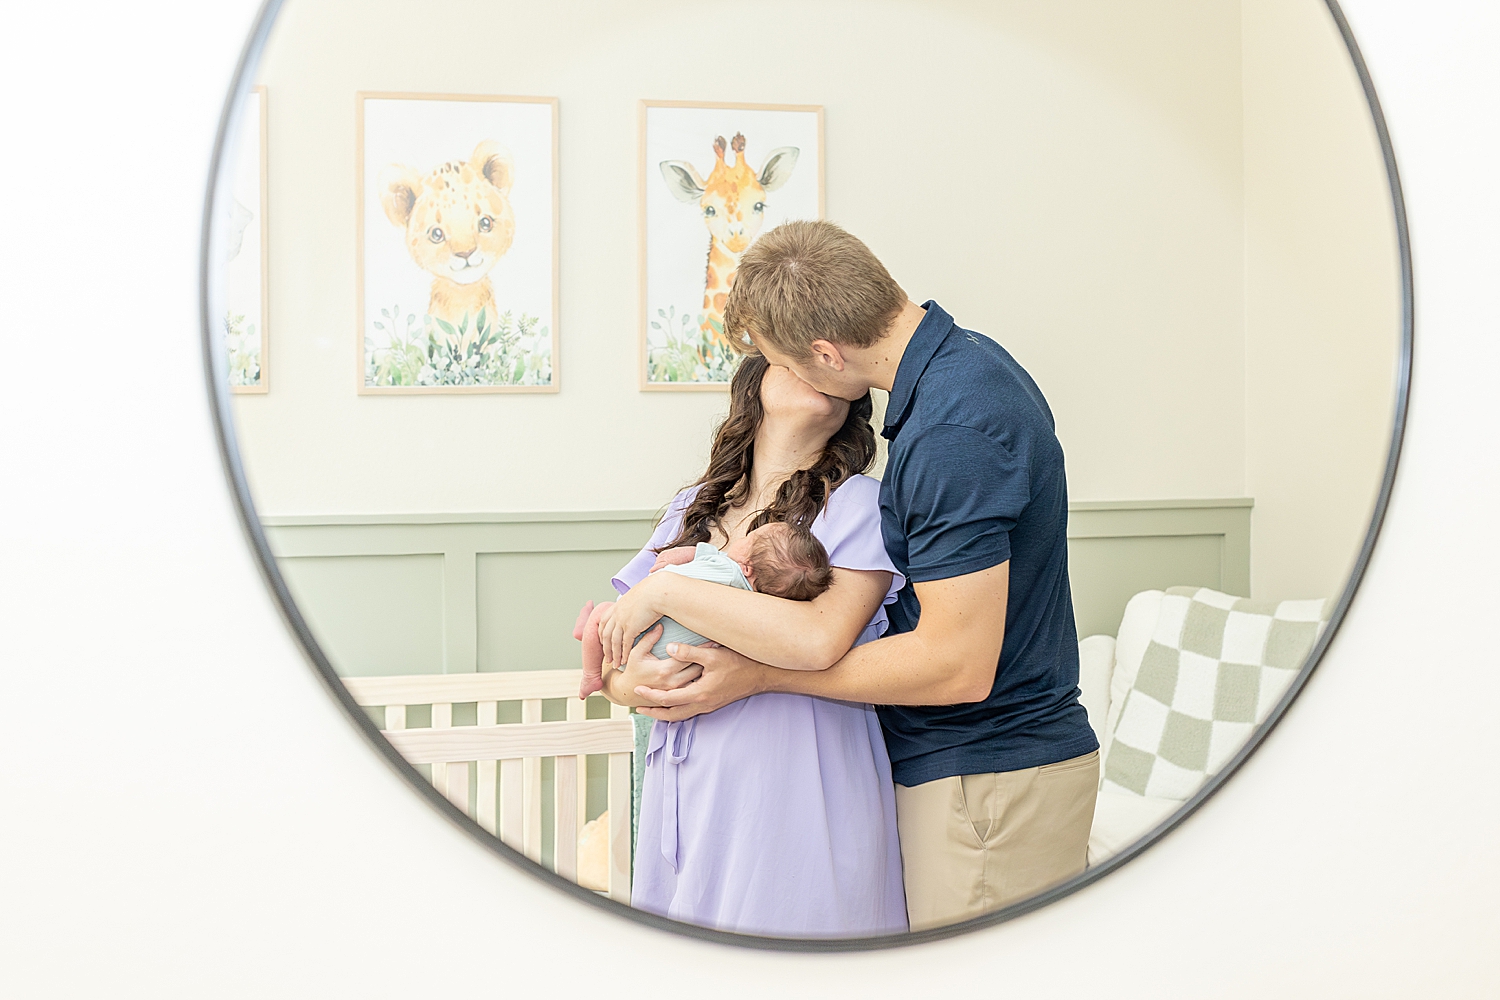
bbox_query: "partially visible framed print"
[225,84,268,394]
[640,101,824,391]
[358,93,559,394]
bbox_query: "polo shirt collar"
[882,300,954,440]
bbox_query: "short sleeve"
[611,487,700,595]
[892,423,1028,583]
[813,475,905,598]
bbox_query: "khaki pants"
[895,750,1099,932]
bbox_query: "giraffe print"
[660,132,799,356]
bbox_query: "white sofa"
[1078,589,1185,866]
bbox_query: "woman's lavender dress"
[612,474,908,938]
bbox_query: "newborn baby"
[573,521,834,699]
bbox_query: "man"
[638,219,1098,931]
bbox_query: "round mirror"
[203,0,1409,948]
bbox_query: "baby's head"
[726,522,833,601]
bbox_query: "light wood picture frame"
[639,100,825,391]
[226,84,269,394]
[357,92,560,395]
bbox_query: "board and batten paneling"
[261,499,1252,676]
[265,511,656,677]
[1068,499,1252,638]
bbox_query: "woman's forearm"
[598,665,651,707]
[654,569,889,671]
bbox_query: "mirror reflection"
[216,0,1401,940]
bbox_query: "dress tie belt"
[645,717,696,872]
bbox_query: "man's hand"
[598,624,704,708]
[634,643,766,721]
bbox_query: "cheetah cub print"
[379,141,516,343]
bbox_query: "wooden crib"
[341,669,634,901]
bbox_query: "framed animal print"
[225,84,269,394]
[639,100,824,391]
[358,92,559,394]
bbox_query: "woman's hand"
[597,572,671,668]
[598,624,703,707]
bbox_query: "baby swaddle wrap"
[646,542,752,657]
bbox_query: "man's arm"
[637,562,1008,718]
[598,567,892,672]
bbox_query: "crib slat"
[384,704,406,732]
[522,699,543,863]
[607,752,631,902]
[476,701,498,834]
[430,702,453,798]
[608,697,629,855]
[445,761,470,813]
[607,697,627,854]
[568,698,588,836]
[554,754,578,882]
[476,759,497,834]
[499,757,523,852]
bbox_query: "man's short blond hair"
[723,220,906,361]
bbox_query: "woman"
[595,355,907,938]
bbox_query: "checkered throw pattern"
[1103,587,1329,801]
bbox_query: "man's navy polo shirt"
[877,301,1098,786]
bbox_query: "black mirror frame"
[199,0,1412,953]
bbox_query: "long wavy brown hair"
[660,355,876,551]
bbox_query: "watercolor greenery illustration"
[365,304,553,388]
[224,310,261,387]
[647,304,741,384]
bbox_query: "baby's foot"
[577,600,610,699]
[579,671,604,700]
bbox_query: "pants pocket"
[1037,749,1099,775]
[958,772,995,846]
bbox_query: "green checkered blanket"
[1103,587,1330,800]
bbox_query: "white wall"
[1243,0,1401,602]
[4,0,1500,996]
[234,0,1249,514]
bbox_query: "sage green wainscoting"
[1068,498,1253,639]
[264,511,658,678]
[261,499,1253,678]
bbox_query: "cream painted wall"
[1242,0,1400,602]
[232,0,1248,514]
